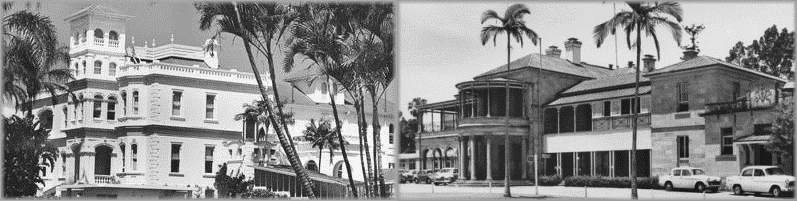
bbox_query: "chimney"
[643,54,656,72]
[682,48,699,61]
[545,46,561,58]
[608,64,614,69]
[564,38,582,63]
[627,61,635,69]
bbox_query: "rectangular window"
[677,82,689,112]
[121,93,127,116]
[93,99,102,119]
[172,91,182,116]
[677,136,689,158]
[732,82,740,101]
[171,144,181,173]
[621,99,631,115]
[603,101,611,117]
[107,98,116,120]
[206,94,215,119]
[131,144,138,171]
[205,146,214,174]
[121,144,126,172]
[389,133,394,144]
[721,128,733,155]
[753,124,772,135]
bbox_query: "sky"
[399,1,795,117]
[2,1,398,115]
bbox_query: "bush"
[535,175,564,186]
[240,189,288,199]
[563,176,660,189]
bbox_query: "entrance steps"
[451,180,533,187]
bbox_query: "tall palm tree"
[195,2,316,197]
[283,4,360,197]
[3,10,72,114]
[593,2,682,199]
[408,97,427,119]
[303,118,333,171]
[480,3,539,197]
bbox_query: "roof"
[562,70,650,94]
[735,135,770,143]
[275,81,316,106]
[474,53,616,80]
[548,85,651,106]
[254,165,364,185]
[160,57,210,68]
[65,4,133,21]
[283,59,321,82]
[647,56,787,83]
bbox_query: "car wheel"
[427,178,432,184]
[771,186,782,197]
[695,183,706,193]
[664,182,674,191]
[733,185,744,195]
[415,178,420,184]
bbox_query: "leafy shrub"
[534,175,564,186]
[563,176,660,189]
[241,189,288,199]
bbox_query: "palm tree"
[480,3,539,197]
[3,10,73,114]
[283,4,360,197]
[593,2,682,199]
[196,2,316,197]
[3,114,59,197]
[303,118,334,171]
[408,98,427,119]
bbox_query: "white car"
[726,166,795,197]
[659,167,722,192]
[432,168,458,186]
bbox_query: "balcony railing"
[108,40,119,48]
[95,175,115,184]
[702,98,776,116]
[94,38,104,45]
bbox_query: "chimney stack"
[627,61,635,69]
[564,38,582,63]
[682,48,699,61]
[545,46,561,58]
[608,64,614,69]
[643,54,656,72]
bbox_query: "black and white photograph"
[398,1,795,200]
[1,1,396,199]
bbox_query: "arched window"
[71,145,81,182]
[120,92,127,116]
[120,143,126,172]
[544,108,558,134]
[93,95,103,119]
[107,96,116,120]
[306,160,318,172]
[332,161,344,178]
[575,104,592,132]
[76,94,83,121]
[109,63,116,76]
[80,30,87,43]
[74,63,79,76]
[82,60,86,75]
[559,106,574,133]
[332,83,338,95]
[93,29,103,39]
[132,91,139,115]
[388,124,395,144]
[62,106,68,127]
[94,61,102,74]
[321,82,328,94]
[131,144,138,171]
[109,31,118,41]
[73,32,80,45]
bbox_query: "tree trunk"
[503,32,512,198]
[231,2,315,197]
[264,35,297,148]
[325,74,358,197]
[369,87,386,197]
[355,99,371,196]
[630,22,641,200]
[359,89,375,197]
[319,147,323,172]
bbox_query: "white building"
[26,5,396,199]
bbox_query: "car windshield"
[692,169,705,175]
[440,169,453,173]
[766,168,785,175]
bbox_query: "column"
[469,136,476,180]
[522,135,528,180]
[487,83,491,117]
[485,134,492,180]
[470,85,475,117]
[458,137,465,179]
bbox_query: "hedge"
[534,175,564,186]
[562,176,661,189]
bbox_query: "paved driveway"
[398,184,793,200]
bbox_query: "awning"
[734,135,771,144]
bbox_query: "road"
[398,183,793,200]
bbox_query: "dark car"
[415,169,437,184]
[400,169,417,183]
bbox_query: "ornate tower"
[65,4,132,81]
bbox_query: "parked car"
[659,167,722,192]
[726,166,795,197]
[400,169,417,183]
[415,169,437,184]
[432,168,458,186]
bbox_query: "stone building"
[411,37,788,186]
[24,5,396,199]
